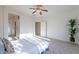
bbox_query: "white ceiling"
[4,5,79,17]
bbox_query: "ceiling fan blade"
[29,8,35,10]
[42,10,48,12]
[32,11,36,14]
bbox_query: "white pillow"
[2,38,14,54]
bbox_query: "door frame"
[8,13,20,37]
[35,20,47,37]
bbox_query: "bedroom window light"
[19,33,33,39]
[19,34,27,39]
[26,33,33,37]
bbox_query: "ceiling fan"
[29,5,48,15]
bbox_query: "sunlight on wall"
[19,33,33,39]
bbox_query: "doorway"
[35,21,47,36]
[8,13,20,37]
[35,22,41,36]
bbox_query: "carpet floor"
[44,39,79,54]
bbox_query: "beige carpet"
[44,39,79,54]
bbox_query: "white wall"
[33,6,78,43]
[0,5,79,44]
[75,7,79,44]
[2,7,35,38]
[20,15,35,35]
[0,6,3,39]
[6,6,79,45]
[46,6,78,42]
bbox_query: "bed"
[8,34,50,54]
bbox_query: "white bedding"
[9,35,49,54]
[11,39,40,54]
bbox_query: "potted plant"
[68,19,77,42]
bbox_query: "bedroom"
[0,5,79,54]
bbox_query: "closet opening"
[8,13,20,38]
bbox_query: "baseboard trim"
[46,37,79,46]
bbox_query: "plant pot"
[70,37,75,42]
